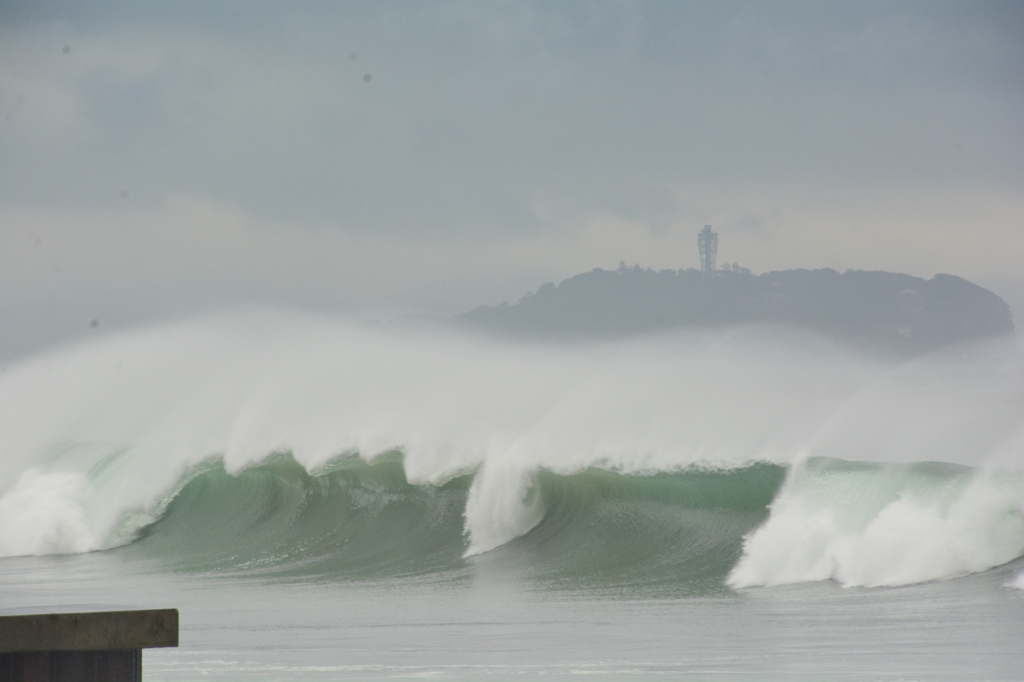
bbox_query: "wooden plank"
[0,610,177,653]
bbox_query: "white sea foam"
[463,460,546,556]
[728,463,1024,588]
[0,469,97,555]
[0,309,1020,565]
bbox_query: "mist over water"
[0,309,1021,590]
[4,3,1022,677]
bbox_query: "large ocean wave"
[0,310,1021,589]
[117,453,785,586]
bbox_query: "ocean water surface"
[1,311,1022,680]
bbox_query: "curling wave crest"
[0,310,1021,589]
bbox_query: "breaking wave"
[728,458,1024,588]
[0,310,1022,590]
[4,446,1023,590]
[123,453,786,588]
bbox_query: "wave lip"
[728,458,1024,588]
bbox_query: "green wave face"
[124,453,1024,593]
[128,452,473,581]
[482,464,786,596]
[123,453,786,594]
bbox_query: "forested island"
[458,264,1015,355]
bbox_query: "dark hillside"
[458,265,1014,355]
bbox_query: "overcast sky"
[1,0,1022,357]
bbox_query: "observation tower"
[698,225,718,276]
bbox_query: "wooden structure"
[0,609,178,682]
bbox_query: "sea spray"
[0,311,865,558]
[0,309,1021,590]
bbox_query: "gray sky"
[1,1,1022,356]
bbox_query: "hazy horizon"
[3,6,1024,676]
[1,0,1022,361]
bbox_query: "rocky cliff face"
[458,266,1015,355]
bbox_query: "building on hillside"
[698,225,718,276]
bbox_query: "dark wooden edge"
[0,609,178,653]
[0,649,143,681]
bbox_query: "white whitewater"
[0,308,1021,586]
[728,460,1024,587]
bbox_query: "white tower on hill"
[698,225,718,276]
